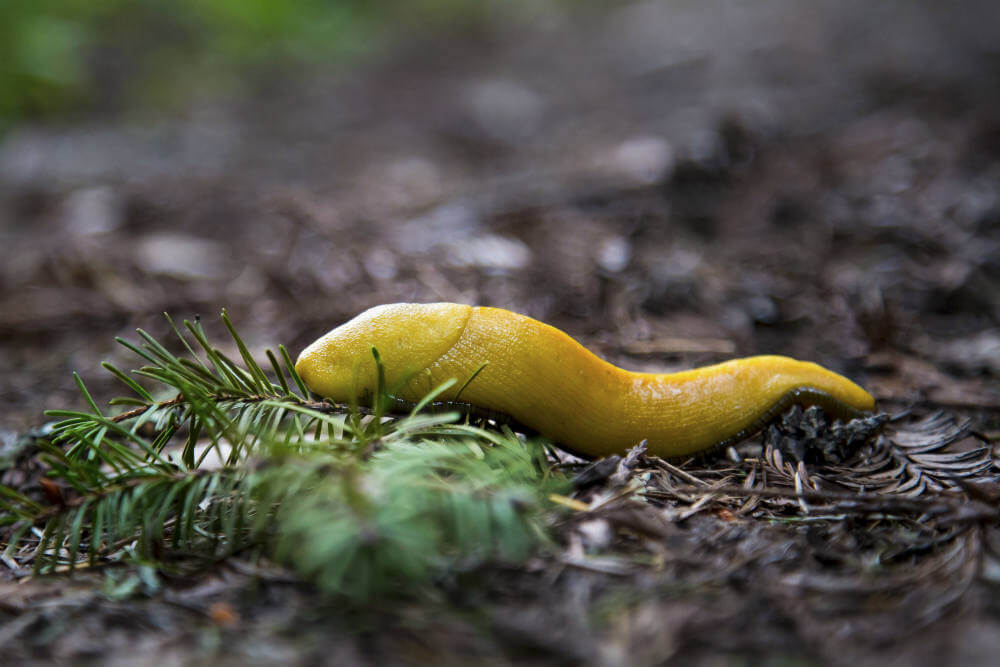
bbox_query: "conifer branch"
[0,311,567,597]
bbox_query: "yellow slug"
[295,303,876,458]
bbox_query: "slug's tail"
[732,355,876,415]
[643,355,878,458]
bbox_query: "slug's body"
[295,303,876,458]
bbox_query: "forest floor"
[2,2,1000,665]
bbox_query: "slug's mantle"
[295,303,876,458]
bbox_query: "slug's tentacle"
[295,303,877,458]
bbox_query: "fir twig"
[0,312,567,597]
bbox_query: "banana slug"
[294,303,876,459]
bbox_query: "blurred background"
[2,2,1000,664]
[1,0,999,432]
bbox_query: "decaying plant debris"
[2,2,1000,665]
[0,315,997,667]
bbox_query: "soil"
[2,2,999,665]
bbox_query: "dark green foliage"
[0,310,566,598]
[0,0,525,126]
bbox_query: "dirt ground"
[2,1,1000,665]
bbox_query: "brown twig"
[644,483,999,522]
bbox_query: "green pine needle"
[0,311,568,598]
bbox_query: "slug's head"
[294,302,473,401]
